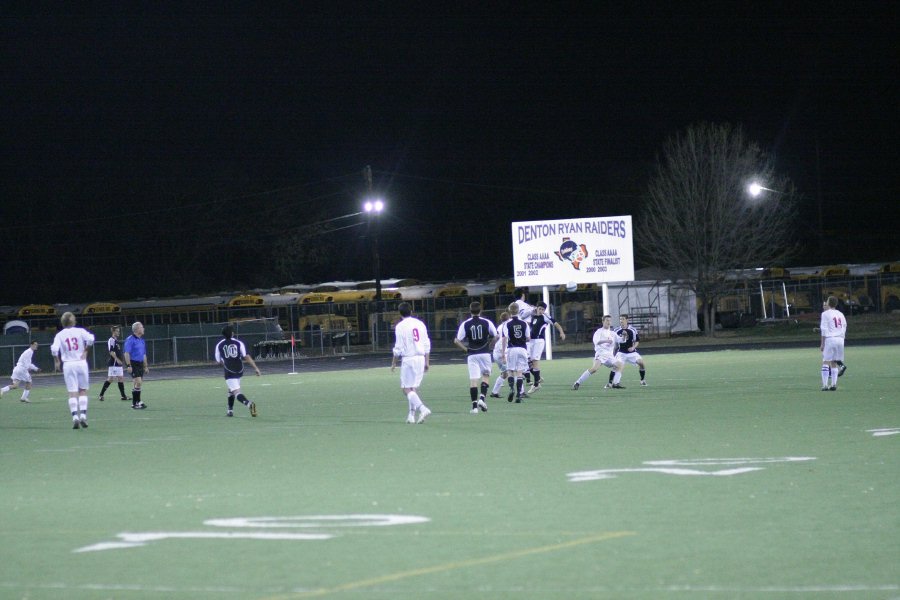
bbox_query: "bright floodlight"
[748,182,763,197]
[364,198,384,213]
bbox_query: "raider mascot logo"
[555,238,588,270]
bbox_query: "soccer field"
[1,346,898,599]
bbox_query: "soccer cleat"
[477,399,488,412]
[80,418,88,428]
[611,384,626,389]
[603,383,612,389]
[829,386,837,391]
[406,413,416,424]
[226,410,234,417]
[249,402,258,417]
[507,390,515,402]
[72,420,80,429]
[527,384,539,394]
[515,396,524,403]
[838,364,847,377]
[470,407,479,414]
[98,395,104,402]
[132,402,147,409]
[640,380,648,386]
[20,397,31,403]
[821,386,829,392]
[121,396,131,401]
[416,406,431,424]
[489,393,500,398]
[572,382,580,391]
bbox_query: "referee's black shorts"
[130,362,145,378]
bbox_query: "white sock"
[492,376,504,394]
[1,385,9,395]
[21,390,30,400]
[830,369,839,387]
[68,397,78,419]
[576,370,591,385]
[612,371,623,385]
[78,395,88,416]
[407,391,422,412]
[821,365,830,387]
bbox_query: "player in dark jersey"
[526,301,566,393]
[608,314,647,387]
[98,326,130,401]
[214,325,261,417]
[454,301,499,413]
[499,302,531,403]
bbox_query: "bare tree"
[641,123,798,335]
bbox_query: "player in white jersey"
[1,341,40,403]
[489,312,511,398]
[608,314,647,387]
[391,302,432,424]
[818,300,848,378]
[819,296,847,391]
[50,312,95,429]
[572,315,626,390]
[512,287,535,321]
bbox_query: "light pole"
[363,197,384,302]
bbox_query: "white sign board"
[512,216,635,286]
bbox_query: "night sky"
[2,6,897,305]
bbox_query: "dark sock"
[609,371,615,384]
[639,369,646,381]
[469,387,478,402]
[117,382,127,398]
[533,370,541,384]
[132,389,141,405]
[237,393,249,406]
[228,394,235,410]
[507,376,515,389]
[99,381,111,396]
[480,382,488,397]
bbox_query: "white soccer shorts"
[399,355,426,389]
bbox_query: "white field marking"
[645,457,816,466]
[568,467,763,482]
[75,532,333,553]
[867,427,900,437]
[204,515,430,529]
[663,584,900,593]
[261,383,272,386]
[568,457,816,483]
[74,514,429,553]
[2,582,896,595]
[0,582,266,594]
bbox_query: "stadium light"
[747,182,778,197]
[364,198,384,214]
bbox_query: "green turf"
[1,346,898,599]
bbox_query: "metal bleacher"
[616,282,661,339]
